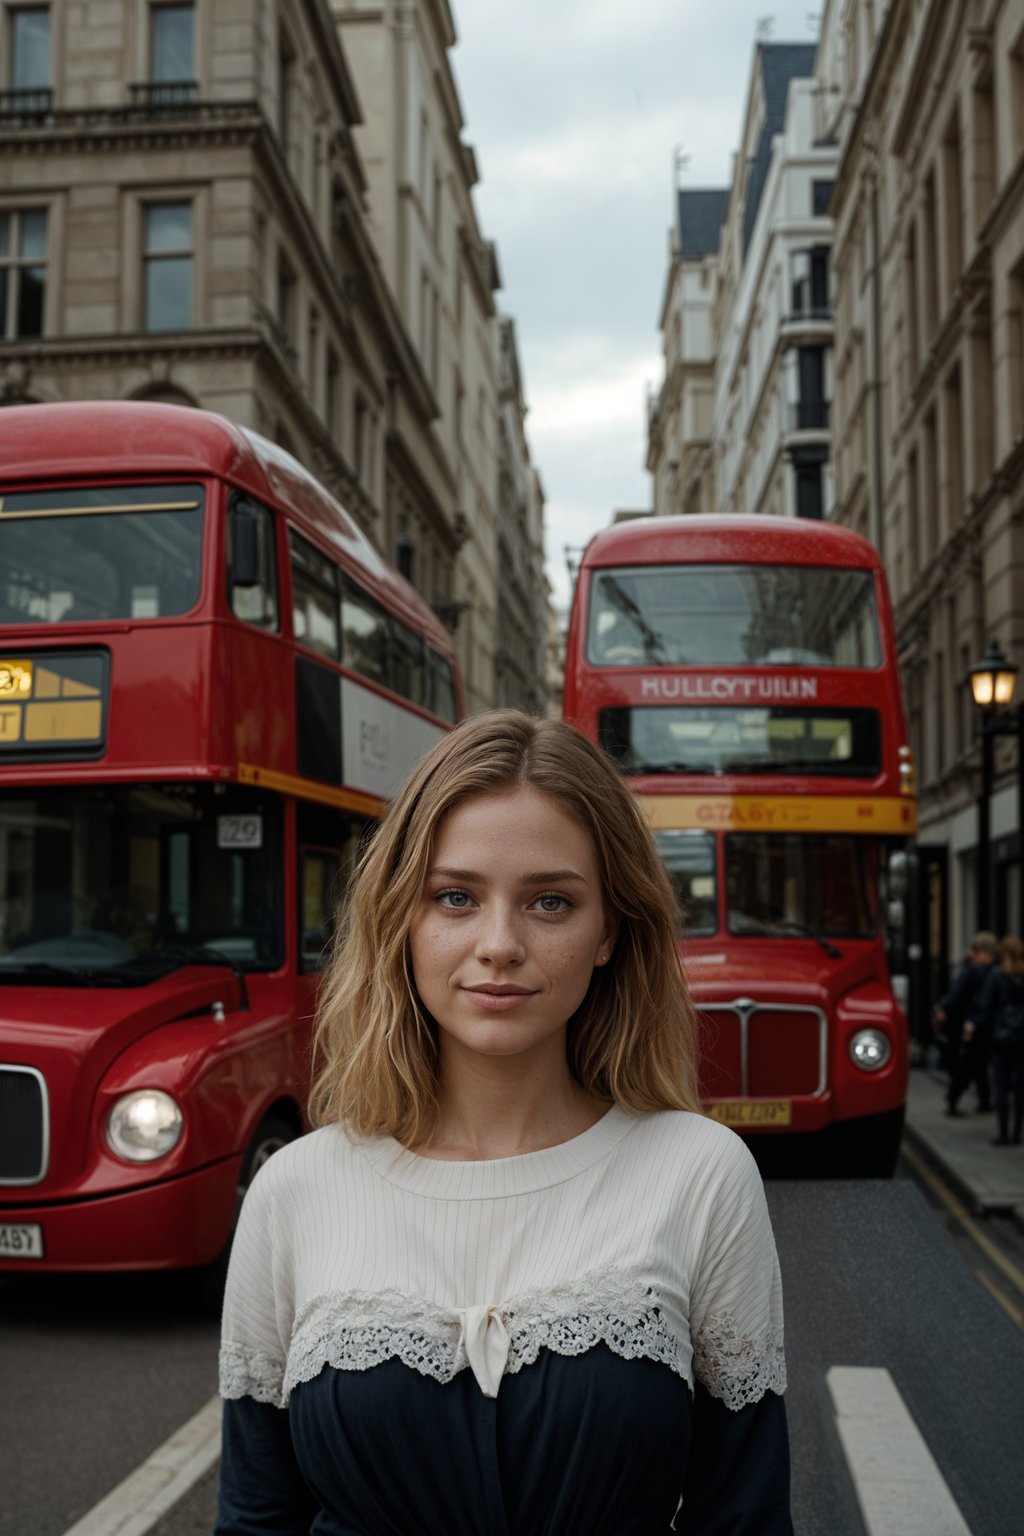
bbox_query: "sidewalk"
[903,1059,1024,1222]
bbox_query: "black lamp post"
[968,641,1021,931]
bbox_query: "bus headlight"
[106,1090,184,1162]
[849,1029,891,1073]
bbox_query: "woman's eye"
[535,893,570,914]
[437,888,472,909]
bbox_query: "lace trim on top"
[219,1266,785,1409]
[693,1310,787,1411]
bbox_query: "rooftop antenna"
[671,145,691,251]
[756,16,775,41]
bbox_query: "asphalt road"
[4,1178,1024,1535]
[0,1269,218,1536]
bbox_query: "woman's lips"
[462,985,537,1011]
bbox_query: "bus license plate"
[708,1101,792,1127]
[0,1222,44,1259]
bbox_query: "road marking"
[975,1266,1024,1329]
[828,1367,971,1536]
[60,1395,221,1536]
[901,1139,1024,1297]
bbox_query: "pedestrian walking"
[935,931,997,1115]
[215,710,792,1534]
[968,934,1024,1148]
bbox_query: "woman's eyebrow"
[426,866,588,885]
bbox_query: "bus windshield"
[587,564,880,668]
[726,833,874,938]
[0,784,281,982]
[0,484,204,624]
[653,829,717,935]
[600,705,881,777]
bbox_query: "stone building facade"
[648,44,838,528]
[332,0,509,715]
[647,188,726,517]
[821,0,1024,974]
[0,0,547,714]
[496,318,546,711]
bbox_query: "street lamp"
[968,641,1022,930]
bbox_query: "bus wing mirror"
[230,503,262,589]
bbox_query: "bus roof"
[580,514,881,571]
[0,401,452,651]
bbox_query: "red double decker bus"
[565,514,916,1175]
[0,401,461,1285]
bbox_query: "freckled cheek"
[413,919,468,977]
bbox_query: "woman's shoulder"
[243,1122,358,1207]
[619,1107,760,1188]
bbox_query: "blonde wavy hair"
[309,710,702,1147]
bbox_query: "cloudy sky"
[451,1,823,609]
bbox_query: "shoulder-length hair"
[309,710,702,1146]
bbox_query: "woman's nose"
[475,904,526,965]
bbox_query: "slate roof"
[677,188,728,260]
[743,42,818,257]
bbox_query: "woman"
[217,711,792,1534]
[967,934,1024,1147]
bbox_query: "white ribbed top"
[219,1106,785,1411]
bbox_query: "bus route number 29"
[217,814,263,850]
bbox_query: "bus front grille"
[698,1002,827,1101]
[0,1066,49,1184]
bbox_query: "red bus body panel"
[0,402,459,1271]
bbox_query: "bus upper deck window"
[290,529,340,660]
[229,495,279,631]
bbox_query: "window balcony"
[784,304,832,325]
[129,81,199,113]
[0,88,53,120]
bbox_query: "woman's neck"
[419,1045,609,1161]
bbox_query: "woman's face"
[409,787,618,1065]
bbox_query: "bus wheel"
[193,1112,297,1314]
[832,1106,905,1178]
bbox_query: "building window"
[7,6,50,109]
[0,207,46,337]
[325,345,341,439]
[811,179,833,216]
[143,203,192,331]
[787,345,829,430]
[396,531,415,583]
[150,3,194,102]
[791,451,826,520]
[790,246,830,319]
[353,395,366,480]
[278,27,296,151]
[942,107,963,303]
[276,249,296,345]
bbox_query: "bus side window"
[340,573,391,689]
[297,803,364,974]
[290,529,340,659]
[389,618,426,707]
[228,494,279,631]
[427,646,457,723]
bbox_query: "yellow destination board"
[639,793,917,836]
[0,654,106,753]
